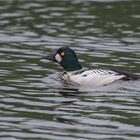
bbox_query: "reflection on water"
[0,0,140,140]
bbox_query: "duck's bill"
[42,54,56,62]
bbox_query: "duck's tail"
[113,69,140,81]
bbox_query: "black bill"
[42,53,56,62]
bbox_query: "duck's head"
[43,47,82,71]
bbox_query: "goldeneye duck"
[43,47,140,86]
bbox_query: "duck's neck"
[61,61,82,72]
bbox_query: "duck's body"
[61,69,125,86]
[43,47,140,86]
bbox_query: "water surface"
[0,0,140,140]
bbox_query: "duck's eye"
[60,51,65,56]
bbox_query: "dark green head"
[43,47,82,71]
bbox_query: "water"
[0,0,140,140]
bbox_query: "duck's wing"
[79,68,140,81]
[70,69,124,86]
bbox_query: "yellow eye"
[60,51,64,56]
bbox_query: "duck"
[43,47,140,86]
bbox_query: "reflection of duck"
[43,47,140,86]
[58,87,81,97]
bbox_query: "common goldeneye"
[43,47,140,86]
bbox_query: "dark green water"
[0,0,140,140]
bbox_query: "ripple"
[0,0,140,140]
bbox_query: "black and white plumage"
[62,69,140,86]
[43,47,140,87]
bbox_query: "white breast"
[62,69,125,86]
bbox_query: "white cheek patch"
[55,54,62,63]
